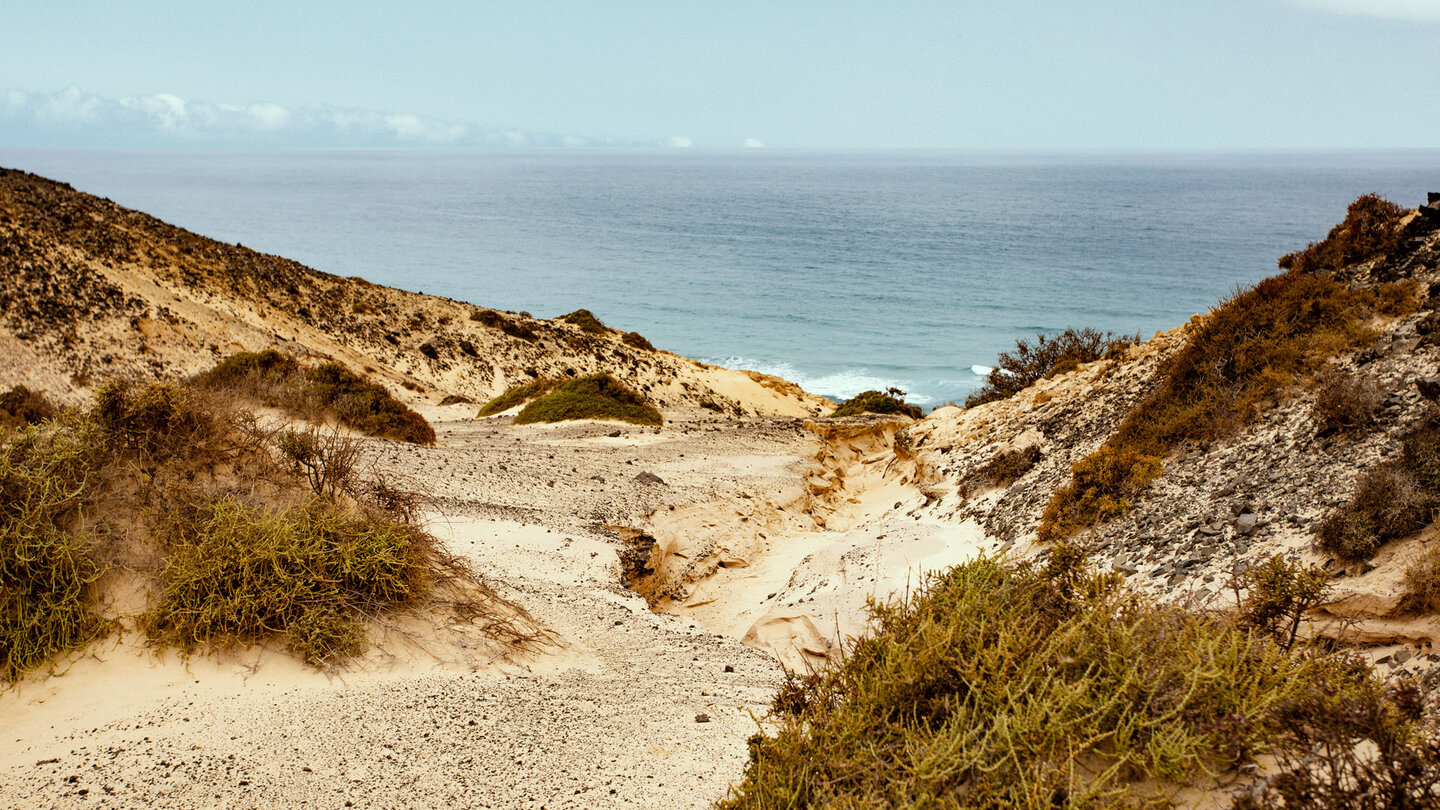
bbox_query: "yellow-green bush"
[514,374,662,426]
[477,378,557,416]
[143,496,432,667]
[0,420,108,682]
[721,553,1420,809]
[192,350,435,444]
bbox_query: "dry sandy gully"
[0,409,866,809]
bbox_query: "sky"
[2,1,1438,149]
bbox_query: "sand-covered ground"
[1,406,1000,808]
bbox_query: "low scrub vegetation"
[1399,546,1440,614]
[1311,367,1381,435]
[470,309,538,341]
[1040,261,1415,542]
[722,550,1436,809]
[0,384,58,429]
[621,331,655,351]
[192,350,435,444]
[561,308,608,334]
[143,496,434,667]
[1279,193,1408,275]
[961,444,1041,496]
[1317,409,1440,562]
[1,379,529,685]
[832,388,923,419]
[966,327,1138,408]
[514,374,662,426]
[477,378,557,417]
[0,419,108,683]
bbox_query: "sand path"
[0,516,781,809]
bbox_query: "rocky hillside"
[0,168,827,418]
[892,194,1440,665]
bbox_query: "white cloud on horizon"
[1290,0,1440,22]
[0,86,640,148]
[743,138,765,148]
[666,135,696,148]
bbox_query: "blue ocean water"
[4,148,1438,406]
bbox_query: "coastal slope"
[0,167,827,418]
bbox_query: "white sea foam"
[701,356,936,405]
[970,365,994,376]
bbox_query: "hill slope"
[0,167,827,417]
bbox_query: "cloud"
[666,135,695,148]
[743,138,765,148]
[0,86,640,148]
[1290,0,1440,22]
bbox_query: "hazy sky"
[3,0,1438,148]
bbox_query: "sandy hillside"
[0,167,827,419]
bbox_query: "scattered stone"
[694,714,710,723]
[633,471,665,486]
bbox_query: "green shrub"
[1311,367,1380,434]
[0,421,107,683]
[1039,268,1415,542]
[622,331,655,351]
[1317,412,1440,562]
[1279,193,1408,275]
[1398,547,1440,614]
[92,379,230,462]
[966,328,1139,408]
[0,385,58,429]
[721,552,1368,809]
[1237,555,1331,651]
[832,388,923,419]
[477,379,557,417]
[193,352,435,445]
[470,309,538,341]
[143,496,432,667]
[561,308,608,334]
[514,374,662,426]
[306,362,436,445]
[961,444,1042,496]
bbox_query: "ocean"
[3,148,1438,407]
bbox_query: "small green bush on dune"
[143,496,432,667]
[561,308,609,334]
[832,388,923,419]
[193,350,435,445]
[477,378,557,417]
[966,328,1139,408]
[514,374,662,426]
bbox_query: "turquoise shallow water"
[4,148,1438,406]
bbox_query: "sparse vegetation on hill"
[561,308,609,334]
[193,350,435,444]
[622,331,655,351]
[477,378,558,417]
[1040,247,1417,542]
[1317,409,1440,562]
[966,327,1139,408]
[722,551,1434,809]
[1279,193,1409,275]
[831,388,923,419]
[469,309,538,342]
[514,374,662,426]
[0,379,527,684]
